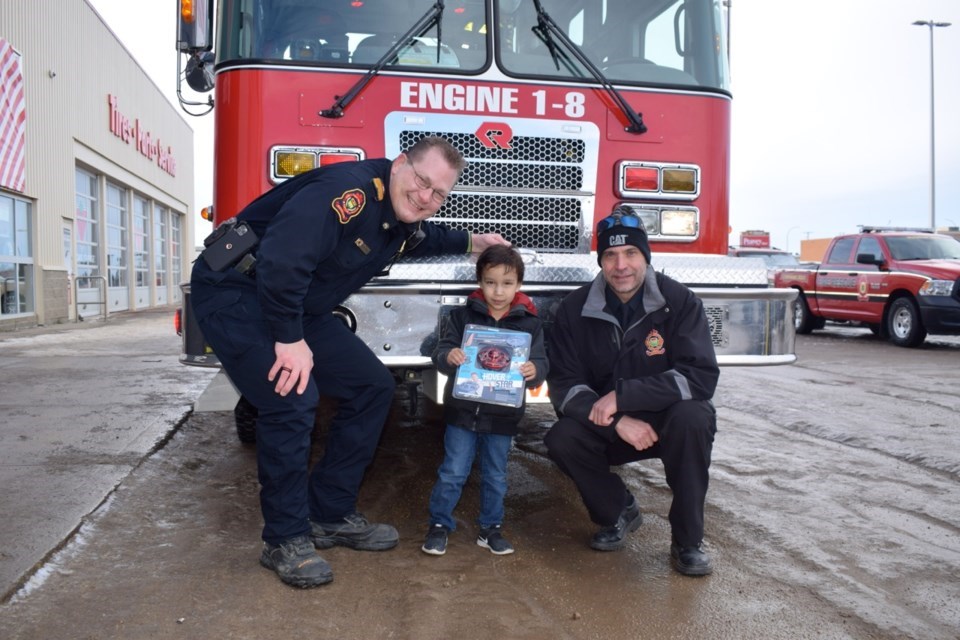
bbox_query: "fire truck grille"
[399,131,588,251]
[401,130,586,164]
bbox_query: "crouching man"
[544,206,719,576]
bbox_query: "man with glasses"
[190,136,508,588]
[544,206,720,576]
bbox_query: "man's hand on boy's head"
[446,347,467,366]
[470,233,511,253]
[520,361,537,381]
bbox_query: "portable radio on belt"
[201,218,259,272]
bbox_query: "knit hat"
[596,207,651,265]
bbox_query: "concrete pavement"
[0,309,216,601]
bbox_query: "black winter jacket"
[548,268,719,428]
[433,291,549,435]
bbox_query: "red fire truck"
[175,0,795,429]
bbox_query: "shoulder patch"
[372,177,385,201]
[332,188,366,224]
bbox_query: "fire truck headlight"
[918,279,955,296]
[275,151,317,178]
[661,209,698,236]
[635,208,660,235]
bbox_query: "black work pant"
[191,261,395,545]
[544,399,716,547]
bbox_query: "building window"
[106,183,128,289]
[133,196,150,288]
[0,194,34,316]
[155,205,168,287]
[171,213,182,286]
[75,169,100,290]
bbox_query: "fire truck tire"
[793,292,818,334]
[234,396,258,444]
[886,297,926,348]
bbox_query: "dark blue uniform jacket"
[216,158,469,343]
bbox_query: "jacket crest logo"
[332,189,366,224]
[644,329,666,356]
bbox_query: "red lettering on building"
[107,95,177,177]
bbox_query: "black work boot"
[590,493,642,551]
[311,512,399,551]
[259,535,333,588]
[670,541,713,576]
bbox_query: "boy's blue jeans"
[428,424,513,531]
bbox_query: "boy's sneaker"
[310,512,399,551]
[477,525,514,555]
[259,535,333,588]
[421,524,449,556]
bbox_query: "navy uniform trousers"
[543,399,716,548]
[191,261,395,545]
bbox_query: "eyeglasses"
[409,161,448,205]
[597,210,645,233]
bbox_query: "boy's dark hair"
[476,245,524,283]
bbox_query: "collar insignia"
[372,177,385,201]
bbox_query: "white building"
[0,1,195,331]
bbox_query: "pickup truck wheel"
[793,292,817,334]
[887,297,927,348]
[234,396,258,444]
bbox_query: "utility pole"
[912,19,951,230]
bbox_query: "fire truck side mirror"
[177,0,214,54]
[185,51,216,93]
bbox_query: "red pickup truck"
[774,227,960,347]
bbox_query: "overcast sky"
[89,0,960,254]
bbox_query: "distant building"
[0,1,195,331]
[799,238,832,263]
[938,227,960,241]
[739,230,770,249]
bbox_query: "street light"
[912,19,952,231]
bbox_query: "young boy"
[422,245,548,556]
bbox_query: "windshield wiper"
[531,0,646,134]
[322,1,445,118]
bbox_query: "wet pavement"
[0,316,958,639]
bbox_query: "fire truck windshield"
[218,0,728,92]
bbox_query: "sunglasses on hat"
[597,209,645,233]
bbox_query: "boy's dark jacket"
[432,290,549,435]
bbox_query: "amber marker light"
[662,167,698,194]
[200,206,214,221]
[275,151,317,178]
[180,0,196,22]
